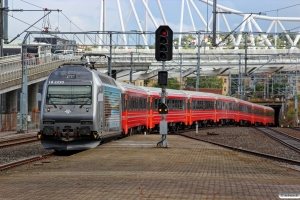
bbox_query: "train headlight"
[86,108,89,112]
[47,108,50,112]
[93,132,99,139]
[37,132,42,139]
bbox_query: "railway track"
[0,136,38,149]
[0,153,54,171]
[178,127,300,166]
[256,127,300,154]
[292,127,300,132]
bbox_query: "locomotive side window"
[46,85,92,105]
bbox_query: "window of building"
[223,78,227,83]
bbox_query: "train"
[37,63,275,151]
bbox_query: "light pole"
[131,30,138,53]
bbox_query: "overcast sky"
[6,0,300,43]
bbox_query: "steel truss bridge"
[3,31,300,98]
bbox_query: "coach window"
[154,98,158,110]
[205,101,210,110]
[197,100,200,110]
[131,97,135,110]
[130,96,135,110]
[123,94,127,111]
[247,106,251,113]
[133,97,136,110]
[143,98,147,110]
[134,97,138,110]
[128,96,131,110]
[129,96,132,110]
[216,101,220,109]
[180,100,183,109]
[175,100,178,110]
[138,97,141,109]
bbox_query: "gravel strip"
[0,142,53,166]
[182,126,300,161]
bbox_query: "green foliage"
[153,78,180,90]
[255,84,264,91]
[279,101,298,127]
[144,79,150,86]
[186,76,223,89]
[287,107,295,118]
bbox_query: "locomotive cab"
[38,64,122,151]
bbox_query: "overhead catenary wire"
[262,3,300,13]
[20,0,43,9]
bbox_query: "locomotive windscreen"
[46,85,92,105]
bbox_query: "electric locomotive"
[37,63,122,150]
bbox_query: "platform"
[0,134,299,199]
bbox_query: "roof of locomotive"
[53,64,118,87]
[48,65,93,83]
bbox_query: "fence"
[1,112,40,132]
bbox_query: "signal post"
[155,25,173,148]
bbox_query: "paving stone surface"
[0,134,299,200]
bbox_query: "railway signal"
[158,71,168,86]
[158,102,168,114]
[155,25,173,61]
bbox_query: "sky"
[6,0,300,44]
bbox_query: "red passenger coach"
[253,104,266,126]
[141,87,188,132]
[117,83,275,135]
[237,99,254,126]
[118,82,148,135]
[264,107,275,126]
[215,95,238,126]
[182,91,216,127]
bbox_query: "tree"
[186,76,223,89]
